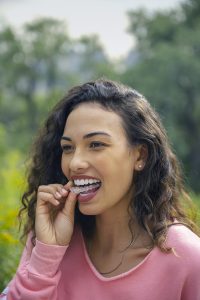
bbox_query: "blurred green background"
[0,0,200,291]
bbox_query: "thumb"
[62,190,78,222]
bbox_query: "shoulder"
[167,223,200,248]
[165,224,200,297]
[166,224,200,262]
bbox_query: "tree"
[0,18,73,150]
[121,0,200,192]
[0,17,116,153]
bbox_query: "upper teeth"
[74,179,101,186]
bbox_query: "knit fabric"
[4,224,200,300]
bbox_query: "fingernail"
[61,188,68,194]
[55,192,62,198]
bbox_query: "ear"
[134,144,148,171]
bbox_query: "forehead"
[64,103,124,135]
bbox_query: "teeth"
[74,178,100,186]
[70,183,101,194]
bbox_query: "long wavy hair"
[19,78,199,251]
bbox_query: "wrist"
[28,239,68,277]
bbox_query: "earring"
[138,164,143,169]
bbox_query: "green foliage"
[121,0,200,192]
[0,150,25,291]
[0,17,115,153]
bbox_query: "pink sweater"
[3,224,200,300]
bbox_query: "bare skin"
[86,220,153,277]
[35,181,78,246]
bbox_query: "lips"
[77,185,101,202]
[69,175,102,203]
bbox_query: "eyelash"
[61,142,107,152]
[90,141,106,148]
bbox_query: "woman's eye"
[90,142,106,149]
[61,145,73,152]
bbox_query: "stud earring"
[138,164,142,169]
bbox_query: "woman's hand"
[35,181,78,246]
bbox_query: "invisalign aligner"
[70,183,100,194]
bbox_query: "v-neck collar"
[79,229,157,282]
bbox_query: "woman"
[1,79,200,299]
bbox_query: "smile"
[70,182,101,194]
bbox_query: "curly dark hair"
[19,78,199,251]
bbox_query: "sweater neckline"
[79,229,157,282]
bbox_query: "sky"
[0,0,184,59]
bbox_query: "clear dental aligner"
[74,179,100,186]
[70,183,101,194]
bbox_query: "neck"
[84,207,153,277]
[92,209,139,254]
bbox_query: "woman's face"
[61,103,143,216]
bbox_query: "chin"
[78,203,102,216]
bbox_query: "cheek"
[112,155,135,189]
[104,150,133,175]
[61,154,69,177]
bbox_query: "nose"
[68,149,89,172]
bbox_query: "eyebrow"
[61,131,112,142]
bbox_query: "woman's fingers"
[63,181,74,191]
[61,181,77,220]
[35,182,77,246]
[37,192,61,206]
[38,184,64,196]
[61,190,77,222]
[37,183,70,205]
[36,181,76,215]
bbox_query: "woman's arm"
[3,182,77,300]
[5,233,67,300]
